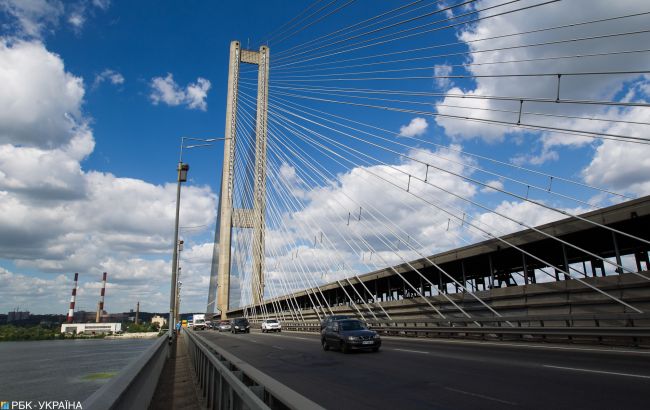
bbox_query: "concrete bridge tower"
[207,41,270,319]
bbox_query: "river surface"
[0,338,156,403]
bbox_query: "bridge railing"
[83,334,168,410]
[185,329,324,410]
[273,312,650,345]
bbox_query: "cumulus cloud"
[0,39,85,149]
[93,68,124,88]
[150,73,211,111]
[399,117,428,137]
[0,40,217,313]
[434,0,650,151]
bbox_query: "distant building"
[61,323,122,334]
[7,311,30,322]
[151,315,167,329]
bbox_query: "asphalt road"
[198,329,650,410]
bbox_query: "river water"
[0,338,156,403]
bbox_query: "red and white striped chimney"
[96,272,107,323]
[66,273,79,323]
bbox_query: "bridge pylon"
[207,41,269,320]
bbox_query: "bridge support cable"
[266,113,504,322]
[234,108,330,320]
[253,100,450,319]
[263,95,634,201]
[270,10,650,73]
[272,0,483,64]
[272,0,562,69]
[265,105,645,314]
[268,96,602,210]
[236,106,337,320]
[272,0,435,59]
[264,108,489,319]
[267,100,650,282]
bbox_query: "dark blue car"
[321,319,381,353]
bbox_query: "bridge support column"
[212,41,270,319]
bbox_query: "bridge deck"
[149,333,202,410]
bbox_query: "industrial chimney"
[66,273,79,323]
[135,301,140,325]
[96,272,107,323]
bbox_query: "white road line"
[444,387,517,406]
[380,336,650,355]
[392,348,430,355]
[272,345,285,350]
[542,365,650,379]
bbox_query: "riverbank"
[106,331,161,339]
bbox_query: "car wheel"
[372,347,380,352]
[322,339,329,351]
[341,342,349,354]
[262,329,265,333]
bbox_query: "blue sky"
[1,0,649,315]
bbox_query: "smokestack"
[96,272,107,323]
[135,301,140,325]
[66,273,79,323]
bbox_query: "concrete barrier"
[82,335,168,410]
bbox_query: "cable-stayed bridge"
[87,2,650,408]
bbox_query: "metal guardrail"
[185,329,325,410]
[83,334,168,410]
[273,313,650,344]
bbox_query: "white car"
[261,319,281,333]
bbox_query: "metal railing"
[185,329,324,410]
[83,334,168,410]
[274,312,650,345]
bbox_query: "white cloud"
[434,64,453,89]
[399,117,428,137]
[480,179,504,193]
[434,0,650,153]
[0,0,64,38]
[0,40,218,313]
[67,12,84,29]
[93,68,124,88]
[92,0,110,10]
[150,73,211,111]
[0,39,84,149]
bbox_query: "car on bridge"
[217,320,231,332]
[321,319,381,353]
[261,318,281,333]
[231,318,250,334]
[320,314,349,331]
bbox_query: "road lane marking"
[379,336,650,355]
[542,365,650,379]
[392,348,430,355]
[444,387,517,406]
[272,345,285,350]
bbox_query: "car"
[320,314,350,331]
[261,319,281,333]
[218,320,231,332]
[321,319,381,353]
[231,318,250,334]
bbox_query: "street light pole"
[169,136,227,342]
[169,161,188,341]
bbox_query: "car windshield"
[266,319,278,323]
[339,320,365,331]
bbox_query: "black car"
[231,318,250,334]
[320,314,350,331]
[321,319,381,353]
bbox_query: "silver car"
[218,320,231,332]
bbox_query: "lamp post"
[169,136,227,342]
